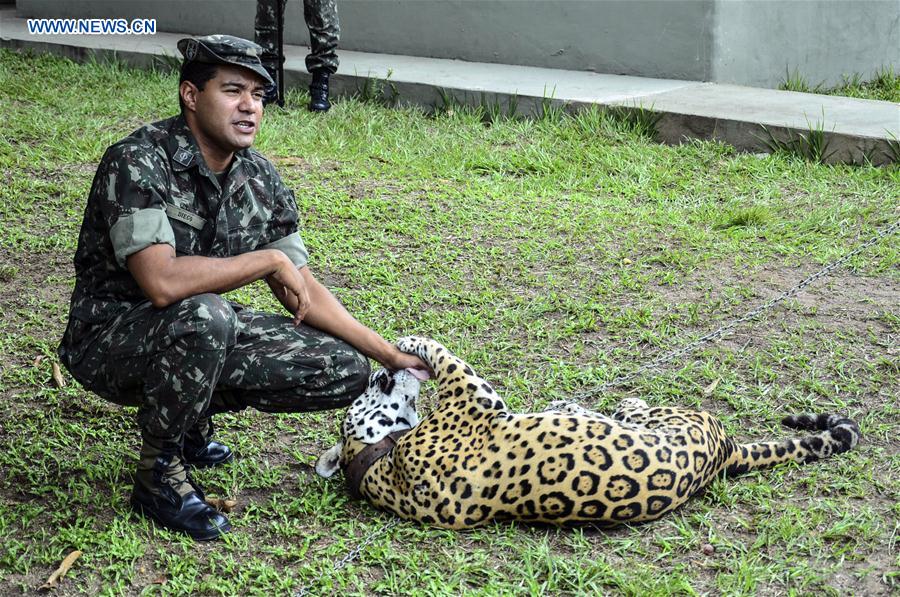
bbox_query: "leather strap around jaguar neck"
[343,430,409,500]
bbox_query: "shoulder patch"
[173,148,194,167]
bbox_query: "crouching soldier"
[58,34,426,540]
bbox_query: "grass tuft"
[606,104,663,139]
[480,92,520,125]
[150,52,182,75]
[715,205,771,230]
[781,65,900,102]
[0,264,18,282]
[355,69,400,107]
[759,113,836,164]
[433,89,520,126]
[779,67,826,94]
[884,132,900,164]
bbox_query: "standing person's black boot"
[131,435,231,541]
[183,416,233,468]
[308,69,331,112]
[259,58,281,106]
[262,85,280,107]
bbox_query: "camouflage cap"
[177,34,275,87]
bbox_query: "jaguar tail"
[723,413,860,477]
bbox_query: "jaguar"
[316,337,860,529]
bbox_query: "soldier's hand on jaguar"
[380,346,432,378]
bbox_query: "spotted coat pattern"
[318,337,861,529]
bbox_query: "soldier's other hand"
[271,257,310,325]
[285,284,310,325]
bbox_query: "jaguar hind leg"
[544,400,599,417]
[612,398,650,424]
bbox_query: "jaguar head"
[315,367,424,478]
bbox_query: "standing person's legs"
[303,0,340,75]
[303,0,340,112]
[254,0,286,105]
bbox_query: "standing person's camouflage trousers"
[255,0,340,79]
[67,293,369,495]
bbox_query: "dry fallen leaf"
[51,363,66,388]
[702,378,720,396]
[151,574,167,585]
[205,497,238,513]
[40,550,82,590]
[34,355,45,367]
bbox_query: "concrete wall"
[15,0,900,88]
[336,1,714,81]
[713,0,900,88]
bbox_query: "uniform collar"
[167,115,204,173]
[166,114,261,189]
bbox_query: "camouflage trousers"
[255,0,340,76]
[65,293,369,444]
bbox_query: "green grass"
[1,48,898,595]
[780,65,900,102]
[759,117,837,165]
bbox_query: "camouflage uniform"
[58,115,369,480]
[255,0,340,80]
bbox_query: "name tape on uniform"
[165,204,206,230]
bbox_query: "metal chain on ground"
[294,518,400,597]
[293,218,897,596]
[568,217,899,402]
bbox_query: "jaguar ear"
[315,441,344,478]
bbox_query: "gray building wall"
[15,0,900,88]
[712,0,900,88]
[335,1,715,81]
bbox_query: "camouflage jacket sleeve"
[257,157,309,269]
[102,142,176,268]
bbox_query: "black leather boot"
[259,55,281,106]
[131,447,231,541]
[262,85,280,107]
[183,417,233,468]
[308,70,331,112]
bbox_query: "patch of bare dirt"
[576,261,899,369]
[0,250,73,339]
[270,155,342,173]
[827,553,898,596]
[648,264,898,335]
